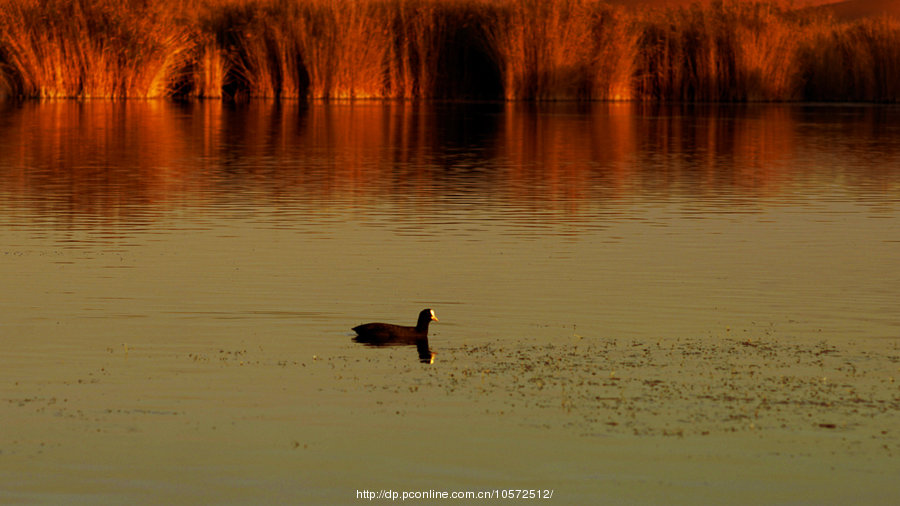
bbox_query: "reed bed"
[484,0,636,100]
[0,0,196,98]
[800,17,900,101]
[634,2,812,101]
[1,0,899,101]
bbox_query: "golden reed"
[1,0,898,101]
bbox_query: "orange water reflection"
[1,101,898,225]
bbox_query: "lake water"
[1,101,899,504]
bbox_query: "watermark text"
[356,489,554,501]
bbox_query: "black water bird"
[352,308,438,363]
[352,308,438,344]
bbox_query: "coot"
[352,308,438,345]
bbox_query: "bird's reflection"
[352,335,435,364]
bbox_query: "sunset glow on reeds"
[1,0,898,101]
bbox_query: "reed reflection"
[0,101,193,222]
[1,100,898,229]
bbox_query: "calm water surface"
[2,101,898,345]
[1,101,899,503]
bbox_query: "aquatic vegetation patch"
[335,336,900,445]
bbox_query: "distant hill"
[607,1,830,7]
[608,0,900,20]
[818,0,900,20]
